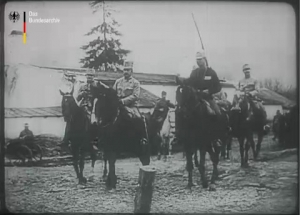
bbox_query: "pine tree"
[80,1,130,72]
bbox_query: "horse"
[229,92,268,167]
[93,83,152,190]
[176,85,229,190]
[59,89,96,184]
[157,109,176,161]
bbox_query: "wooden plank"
[134,165,156,214]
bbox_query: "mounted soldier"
[152,91,176,131]
[112,60,147,144]
[76,71,98,122]
[231,64,268,130]
[176,50,222,117]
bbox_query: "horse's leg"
[244,140,250,167]
[194,149,199,167]
[207,148,219,191]
[79,147,87,184]
[163,137,168,161]
[185,148,194,189]
[226,136,232,160]
[238,137,245,167]
[71,146,80,181]
[107,151,117,189]
[157,136,162,160]
[102,151,108,180]
[254,134,263,160]
[90,143,97,177]
[198,148,208,188]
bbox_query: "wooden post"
[134,165,156,214]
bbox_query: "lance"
[192,13,205,51]
[192,12,209,69]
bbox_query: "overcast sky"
[5,1,297,86]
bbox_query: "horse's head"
[60,89,77,121]
[176,85,199,119]
[94,82,120,126]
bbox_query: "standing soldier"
[152,91,175,130]
[113,61,147,144]
[232,64,268,129]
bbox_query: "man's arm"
[167,100,176,108]
[112,79,119,91]
[208,69,221,95]
[121,81,140,106]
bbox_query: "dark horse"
[229,93,268,167]
[94,83,151,190]
[176,85,229,190]
[60,89,96,184]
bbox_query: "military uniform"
[153,98,175,124]
[76,73,97,121]
[19,124,34,147]
[112,61,147,144]
[113,75,141,119]
[187,66,222,116]
[232,64,267,124]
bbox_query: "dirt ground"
[5,136,298,214]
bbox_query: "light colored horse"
[158,109,176,161]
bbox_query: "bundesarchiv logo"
[9,11,20,23]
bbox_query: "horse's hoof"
[80,177,87,184]
[202,182,208,189]
[208,184,216,191]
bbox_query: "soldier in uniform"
[76,71,97,122]
[152,91,175,130]
[177,50,222,117]
[232,64,268,128]
[19,123,34,140]
[112,61,147,144]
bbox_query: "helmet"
[243,64,251,72]
[196,50,206,60]
[124,61,134,70]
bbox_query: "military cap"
[24,123,29,126]
[124,61,134,70]
[162,91,167,95]
[243,64,251,72]
[196,50,206,60]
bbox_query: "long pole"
[192,13,205,51]
[103,1,107,71]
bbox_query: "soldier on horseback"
[232,64,268,130]
[76,71,98,122]
[176,50,222,117]
[112,61,148,144]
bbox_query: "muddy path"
[5,138,298,213]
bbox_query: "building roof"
[5,87,159,118]
[31,64,177,86]
[257,88,296,108]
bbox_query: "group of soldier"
[59,49,269,148]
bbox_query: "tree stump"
[134,165,156,214]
